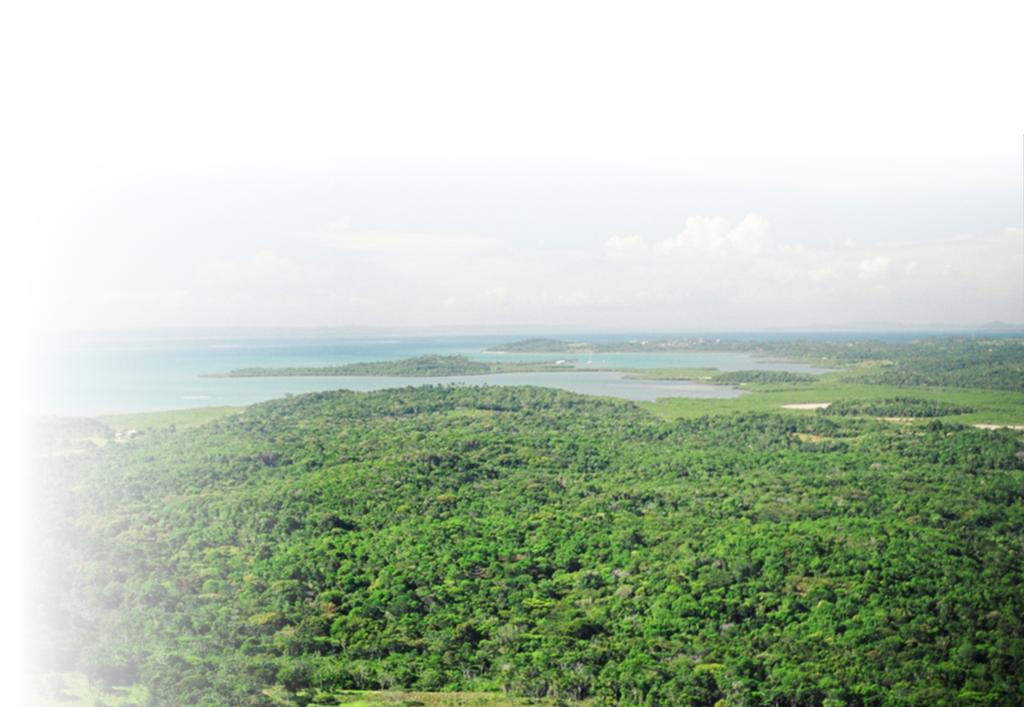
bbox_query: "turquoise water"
[29,333,830,416]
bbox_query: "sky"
[6,0,1024,332]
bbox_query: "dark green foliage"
[829,338,1024,392]
[30,386,1024,705]
[822,397,975,418]
[710,370,819,385]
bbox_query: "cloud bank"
[35,212,1022,331]
[593,216,1022,328]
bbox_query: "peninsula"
[204,354,578,378]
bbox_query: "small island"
[204,354,579,378]
[487,337,722,354]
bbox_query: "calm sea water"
[30,331,837,416]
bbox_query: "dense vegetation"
[209,355,574,378]
[625,370,818,385]
[31,385,1024,705]
[764,338,1024,393]
[821,398,975,419]
[735,338,1024,392]
[709,371,819,385]
[496,337,1024,392]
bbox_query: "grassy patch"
[98,405,243,432]
[28,672,148,706]
[644,379,1024,424]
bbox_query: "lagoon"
[29,332,828,416]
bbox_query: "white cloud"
[659,213,770,255]
[604,234,648,258]
[607,213,772,260]
[858,256,892,280]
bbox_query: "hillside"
[30,385,1024,705]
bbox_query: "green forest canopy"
[30,380,1024,705]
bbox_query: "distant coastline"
[203,354,580,378]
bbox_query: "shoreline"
[34,371,750,420]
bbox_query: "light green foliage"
[31,416,114,455]
[28,672,149,706]
[98,406,243,432]
[645,380,1024,424]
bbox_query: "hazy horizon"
[29,320,1024,340]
